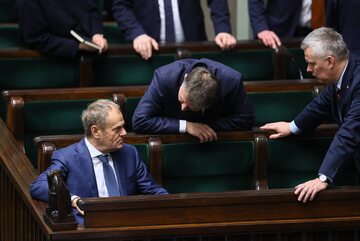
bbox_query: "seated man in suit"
[132,58,255,143]
[16,0,108,58]
[30,99,168,224]
[112,0,237,60]
[261,27,360,202]
[248,0,312,49]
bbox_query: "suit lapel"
[338,57,355,121]
[76,139,99,197]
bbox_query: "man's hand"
[71,197,84,215]
[260,121,291,139]
[294,178,328,203]
[92,34,109,53]
[186,122,218,143]
[257,30,281,49]
[214,32,237,50]
[133,34,159,60]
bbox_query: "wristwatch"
[319,174,329,183]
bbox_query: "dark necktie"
[98,154,120,197]
[335,87,340,101]
[164,0,175,42]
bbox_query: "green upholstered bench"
[248,90,315,127]
[148,131,259,193]
[0,1,17,23]
[190,49,274,81]
[265,126,359,188]
[92,54,176,86]
[0,54,79,120]
[0,24,21,48]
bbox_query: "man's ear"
[326,55,336,69]
[91,125,100,139]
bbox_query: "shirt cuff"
[179,120,187,133]
[289,121,301,134]
[71,195,79,202]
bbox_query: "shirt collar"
[84,137,103,158]
[337,60,349,89]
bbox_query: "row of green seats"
[33,128,359,194]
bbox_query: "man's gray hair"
[301,27,349,61]
[82,99,120,137]
[183,67,219,111]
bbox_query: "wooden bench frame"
[0,39,304,87]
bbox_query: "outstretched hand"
[186,122,218,143]
[260,121,292,139]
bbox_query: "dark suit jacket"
[294,55,360,181]
[29,139,168,224]
[248,0,303,38]
[326,0,360,56]
[16,0,104,58]
[132,58,255,133]
[112,0,232,42]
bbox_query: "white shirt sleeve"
[179,120,187,133]
[289,120,301,134]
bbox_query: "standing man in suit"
[112,0,237,60]
[30,99,168,224]
[132,58,255,142]
[16,0,108,58]
[261,27,360,202]
[248,0,312,49]
[326,0,360,56]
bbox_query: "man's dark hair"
[183,67,219,111]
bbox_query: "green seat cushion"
[162,141,254,193]
[249,91,314,126]
[268,137,359,188]
[93,54,175,86]
[191,49,274,81]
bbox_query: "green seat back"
[134,144,149,167]
[268,137,359,188]
[23,99,94,167]
[191,49,274,81]
[103,22,126,44]
[124,97,141,131]
[0,1,17,22]
[0,57,79,121]
[93,54,175,86]
[0,24,21,48]
[162,141,254,193]
[287,48,313,79]
[249,91,314,126]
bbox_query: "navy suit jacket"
[294,55,360,181]
[326,0,360,56]
[16,0,104,58]
[29,139,168,224]
[248,0,303,38]
[132,58,255,133]
[112,0,232,42]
